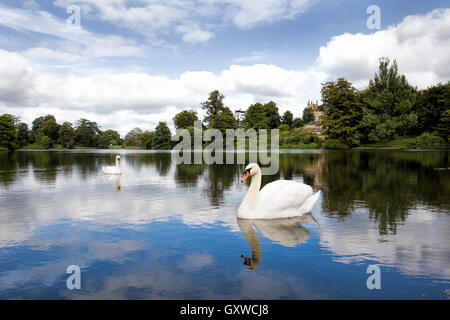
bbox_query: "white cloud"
[0,3,145,64]
[52,0,318,42]
[0,49,326,135]
[223,0,317,29]
[316,8,450,89]
[176,25,214,43]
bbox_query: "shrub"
[323,139,350,149]
[410,132,447,149]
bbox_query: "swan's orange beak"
[241,171,250,183]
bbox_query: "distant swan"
[238,163,321,219]
[102,155,121,175]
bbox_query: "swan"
[102,155,121,175]
[238,163,321,219]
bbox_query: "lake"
[0,150,449,299]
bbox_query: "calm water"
[0,150,449,299]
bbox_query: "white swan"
[102,155,121,175]
[238,163,321,219]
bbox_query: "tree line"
[0,57,448,151]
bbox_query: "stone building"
[303,100,324,139]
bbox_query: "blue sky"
[0,0,449,134]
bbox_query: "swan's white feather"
[102,165,120,174]
[240,180,320,219]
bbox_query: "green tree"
[139,131,154,149]
[414,82,449,134]
[201,90,226,125]
[263,101,281,129]
[75,118,102,147]
[36,132,52,149]
[302,107,315,123]
[152,122,172,149]
[31,115,56,143]
[281,110,293,127]
[16,122,30,148]
[102,129,121,146]
[41,118,59,144]
[123,128,143,147]
[292,117,304,128]
[210,112,237,135]
[243,103,269,129]
[361,58,417,142]
[58,122,75,148]
[435,109,450,142]
[320,78,363,148]
[0,114,17,150]
[173,110,198,129]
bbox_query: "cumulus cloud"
[316,8,450,89]
[0,49,326,135]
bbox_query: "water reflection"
[104,174,121,191]
[0,152,18,187]
[0,150,448,299]
[238,214,317,270]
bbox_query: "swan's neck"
[240,171,261,213]
[116,160,120,167]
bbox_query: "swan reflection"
[237,213,318,270]
[104,174,121,191]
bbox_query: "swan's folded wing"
[254,180,313,213]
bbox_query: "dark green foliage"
[173,110,198,129]
[210,111,237,135]
[152,122,172,149]
[31,115,56,143]
[435,109,450,142]
[323,139,350,149]
[283,128,316,145]
[302,107,315,123]
[16,122,30,148]
[123,128,143,147]
[36,133,52,149]
[292,117,304,128]
[243,101,281,129]
[101,129,121,147]
[408,132,447,149]
[0,114,17,150]
[361,58,417,142]
[58,122,75,148]
[414,82,449,134]
[75,118,102,147]
[139,131,154,149]
[243,103,269,129]
[281,111,293,127]
[320,78,363,148]
[41,118,59,143]
[263,101,281,128]
[201,90,226,125]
